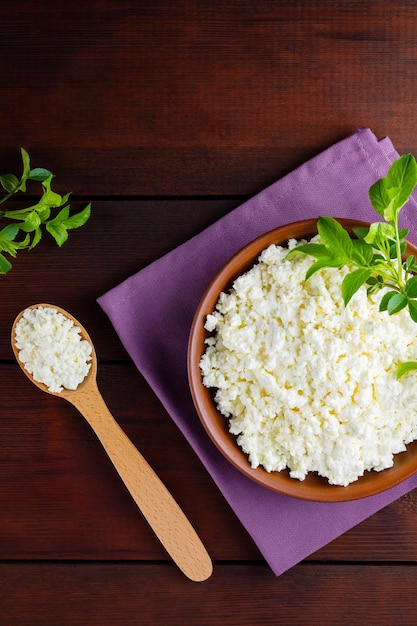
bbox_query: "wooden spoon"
[11,303,212,582]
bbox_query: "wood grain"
[2,362,417,563]
[2,562,417,626]
[0,1,417,194]
[2,0,417,623]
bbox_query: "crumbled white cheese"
[200,238,417,486]
[15,306,92,393]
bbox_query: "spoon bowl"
[12,303,212,582]
[12,303,98,400]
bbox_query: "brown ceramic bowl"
[188,218,417,502]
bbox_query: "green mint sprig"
[286,153,417,379]
[0,148,91,274]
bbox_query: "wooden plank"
[2,562,417,625]
[3,2,417,623]
[1,361,417,562]
[0,2,417,194]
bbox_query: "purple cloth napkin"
[98,128,417,576]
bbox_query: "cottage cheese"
[15,306,92,393]
[200,238,417,486]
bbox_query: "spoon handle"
[69,386,212,582]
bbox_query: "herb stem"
[394,220,406,291]
[370,266,397,285]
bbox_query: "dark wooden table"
[2,2,417,624]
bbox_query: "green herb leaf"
[0,148,91,273]
[352,226,370,241]
[20,147,31,178]
[317,216,353,263]
[404,255,417,272]
[27,167,53,182]
[45,223,67,246]
[379,291,398,312]
[389,241,407,259]
[396,361,417,379]
[19,211,42,233]
[364,221,395,247]
[305,257,344,280]
[408,299,417,323]
[45,206,70,246]
[387,292,408,315]
[45,203,91,247]
[350,238,374,266]
[0,173,20,194]
[406,275,417,298]
[286,243,330,260]
[369,154,417,221]
[0,223,30,256]
[61,203,91,230]
[41,175,62,207]
[0,224,21,257]
[0,253,12,273]
[18,147,31,193]
[342,268,372,305]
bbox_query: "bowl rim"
[187,217,417,502]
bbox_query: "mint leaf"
[352,226,370,240]
[387,292,408,315]
[404,255,417,273]
[28,167,53,182]
[41,175,62,207]
[364,221,395,247]
[369,154,417,221]
[18,147,31,193]
[379,291,399,312]
[19,211,42,233]
[0,148,91,274]
[389,240,407,259]
[45,203,91,247]
[46,222,68,246]
[286,243,331,260]
[0,253,12,273]
[45,206,70,246]
[0,223,28,257]
[317,216,353,263]
[368,180,389,219]
[408,299,417,323]
[305,257,344,280]
[386,154,417,211]
[342,268,372,305]
[20,147,31,178]
[350,238,374,266]
[406,275,417,298]
[62,203,91,229]
[0,173,20,194]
